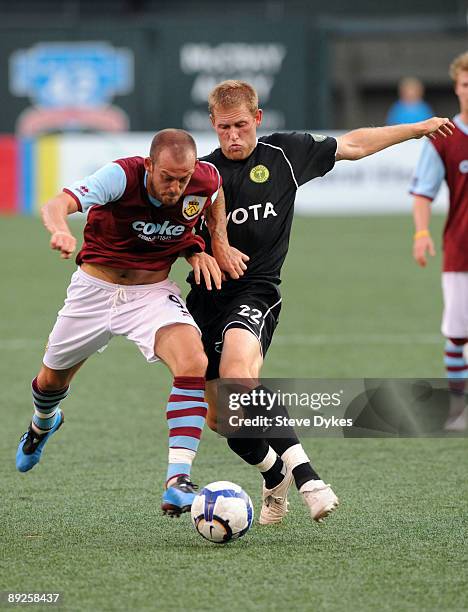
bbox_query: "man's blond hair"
[208,80,259,116]
[449,51,468,82]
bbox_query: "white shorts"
[441,272,468,338]
[43,268,200,370]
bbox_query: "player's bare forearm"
[41,192,79,258]
[41,192,78,234]
[206,187,249,279]
[205,187,229,245]
[413,195,432,233]
[412,195,435,267]
[336,118,454,161]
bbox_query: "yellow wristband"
[414,230,430,241]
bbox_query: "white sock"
[254,446,278,472]
[281,443,310,471]
[166,448,196,488]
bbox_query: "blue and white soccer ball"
[191,481,254,544]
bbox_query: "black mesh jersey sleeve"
[260,132,337,187]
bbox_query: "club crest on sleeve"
[310,134,327,142]
[182,195,206,220]
[459,160,468,174]
[250,165,270,183]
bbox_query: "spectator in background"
[387,77,434,125]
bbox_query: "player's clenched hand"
[413,234,436,267]
[50,230,76,259]
[187,252,222,290]
[416,117,455,140]
[211,242,250,280]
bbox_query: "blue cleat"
[16,410,64,473]
[161,475,198,517]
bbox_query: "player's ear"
[144,156,153,172]
[255,109,263,126]
[209,114,216,128]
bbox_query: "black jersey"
[194,132,336,291]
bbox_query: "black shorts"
[186,283,282,380]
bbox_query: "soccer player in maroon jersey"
[15,129,245,516]
[186,80,454,525]
[411,51,468,431]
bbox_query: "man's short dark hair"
[150,129,197,162]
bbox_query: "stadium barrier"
[0,132,448,216]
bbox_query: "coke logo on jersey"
[227,202,278,225]
[132,220,185,236]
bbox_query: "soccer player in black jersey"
[186,81,454,524]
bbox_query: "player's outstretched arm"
[205,186,249,279]
[41,192,79,259]
[335,117,454,161]
[412,195,436,267]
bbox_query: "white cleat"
[300,481,339,522]
[259,467,294,525]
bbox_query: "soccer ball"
[191,481,254,544]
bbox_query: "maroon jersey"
[432,122,468,271]
[63,156,221,271]
[412,117,468,271]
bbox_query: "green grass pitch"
[0,215,466,612]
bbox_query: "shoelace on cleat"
[21,427,47,454]
[176,477,198,492]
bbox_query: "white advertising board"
[57,131,449,215]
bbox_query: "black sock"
[292,463,320,489]
[227,437,286,489]
[262,455,286,489]
[269,437,321,488]
[269,437,299,456]
[254,388,322,489]
[227,437,270,465]
[226,386,320,490]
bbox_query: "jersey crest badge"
[250,165,270,183]
[182,195,206,220]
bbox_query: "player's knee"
[174,349,208,377]
[36,367,70,391]
[219,360,256,379]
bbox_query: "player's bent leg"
[220,329,293,524]
[155,324,209,516]
[224,331,338,519]
[155,323,208,377]
[221,328,339,522]
[219,328,263,380]
[36,361,85,391]
[16,361,85,473]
